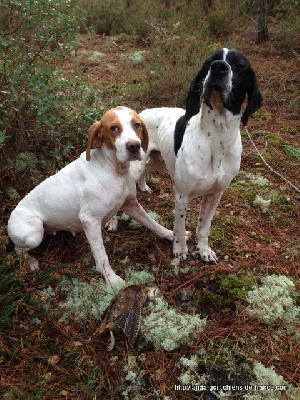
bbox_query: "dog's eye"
[134,123,142,130]
[110,125,119,132]
[234,63,245,69]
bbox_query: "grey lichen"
[58,277,126,322]
[253,195,271,213]
[57,269,155,322]
[178,352,208,386]
[244,361,300,400]
[141,298,206,351]
[246,275,299,325]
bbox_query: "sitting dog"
[131,48,263,263]
[7,107,175,283]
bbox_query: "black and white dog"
[131,48,263,263]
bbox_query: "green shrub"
[0,0,109,194]
[206,2,236,39]
[77,0,158,39]
[0,0,82,133]
[145,22,214,106]
[273,13,300,53]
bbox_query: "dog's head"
[185,48,263,126]
[86,107,149,162]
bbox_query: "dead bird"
[95,284,151,350]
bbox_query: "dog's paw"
[138,182,152,193]
[27,256,40,272]
[173,242,188,260]
[185,231,192,241]
[173,252,188,261]
[105,215,118,231]
[199,246,218,264]
[105,272,125,284]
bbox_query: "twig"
[287,44,300,61]
[112,41,124,51]
[245,126,300,194]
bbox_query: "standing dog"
[132,48,263,262]
[7,107,175,283]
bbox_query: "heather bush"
[0,0,107,187]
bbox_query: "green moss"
[178,344,254,389]
[282,126,297,135]
[218,275,255,300]
[120,210,162,228]
[228,171,271,206]
[253,110,273,121]
[266,132,282,146]
[209,223,228,248]
[194,275,255,316]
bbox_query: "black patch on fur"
[185,48,263,126]
[174,115,189,155]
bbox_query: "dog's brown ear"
[140,120,149,153]
[86,121,103,161]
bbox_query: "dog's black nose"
[210,60,230,75]
[126,141,141,153]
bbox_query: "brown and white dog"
[7,107,174,283]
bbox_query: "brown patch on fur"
[210,91,226,115]
[129,109,149,152]
[86,107,149,161]
[86,109,123,161]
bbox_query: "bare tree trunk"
[256,0,269,44]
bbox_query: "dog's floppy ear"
[140,120,149,153]
[185,62,211,120]
[86,121,103,161]
[241,69,263,126]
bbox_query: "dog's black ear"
[174,115,188,155]
[241,68,263,126]
[185,63,211,120]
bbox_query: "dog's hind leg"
[7,208,44,272]
[196,192,223,264]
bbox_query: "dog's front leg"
[196,192,223,264]
[121,198,173,240]
[130,157,152,193]
[173,191,189,260]
[80,212,124,283]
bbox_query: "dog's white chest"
[174,113,242,195]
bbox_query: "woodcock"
[96,284,150,350]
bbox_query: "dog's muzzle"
[202,60,232,105]
[209,60,231,90]
[126,140,141,160]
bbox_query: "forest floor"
[1,19,300,400]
